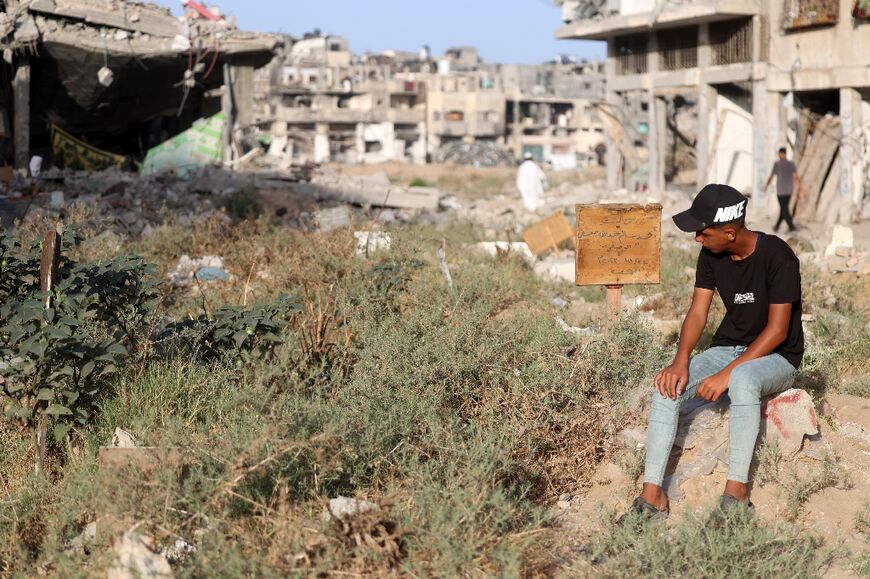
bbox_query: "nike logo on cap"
[714,200,746,223]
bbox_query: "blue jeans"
[644,346,797,485]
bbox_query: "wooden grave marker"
[575,204,662,325]
[522,212,574,257]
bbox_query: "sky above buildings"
[155,0,605,64]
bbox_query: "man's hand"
[654,361,689,400]
[697,369,731,402]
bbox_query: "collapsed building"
[256,35,428,165]
[255,34,608,169]
[0,0,278,174]
[556,0,870,222]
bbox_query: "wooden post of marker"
[605,285,623,328]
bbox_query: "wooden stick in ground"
[35,222,62,476]
[437,239,454,290]
[605,285,623,330]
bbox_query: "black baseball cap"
[673,184,748,232]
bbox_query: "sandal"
[617,496,670,526]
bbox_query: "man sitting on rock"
[621,184,804,522]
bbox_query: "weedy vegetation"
[0,210,867,576]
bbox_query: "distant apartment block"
[254,34,607,168]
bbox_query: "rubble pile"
[0,165,312,234]
[311,169,440,211]
[434,141,516,168]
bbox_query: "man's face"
[778,151,787,160]
[695,226,733,253]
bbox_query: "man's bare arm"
[655,287,714,399]
[696,303,792,401]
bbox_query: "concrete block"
[761,388,819,456]
[824,225,853,257]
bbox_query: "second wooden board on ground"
[522,212,575,256]
[575,204,662,286]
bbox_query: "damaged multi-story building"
[556,0,870,222]
[254,34,429,165]
[0,0,277,174]
[256,34,607,168]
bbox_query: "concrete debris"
[354,231,392,256]
[161,538,196,565]
[169,255,228,287]
[316,205,351,232]
[551,296,569,309]
[65,521,96,556]
[824,225,854,257]
[663,454,720,502]
[327,496,380,521]
[313,170,440,211]
[434,141,515,168]
[534,257,575,283]
[97,65,114,87]
[761,389,820,456]
[111,427,138,449]
[555,316,596,337]
[107,525,173,579]
[29,156,43,177]
[472,241,535,265]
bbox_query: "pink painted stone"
[761,388,819,456]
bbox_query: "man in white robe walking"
[516,152,547,212]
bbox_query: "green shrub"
[0,229,157,472]
[585,509,825,578]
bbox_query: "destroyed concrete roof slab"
[29,0,181,38]
[555,0,759,40]
[37,24,278,58]
[27,0,279,56]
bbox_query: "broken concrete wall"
[710,93,754,194]
[767,0,870,93]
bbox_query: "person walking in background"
[764,147,806,233]
[516,152,547,212]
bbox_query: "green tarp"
[141,112,226,175]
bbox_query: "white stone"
[761,388,819,456]
[327,497,380,521]
[354,232,392,256]
[111,427,138,448]
[107,526,173,579]
[824,225,854,257]
[534,258,575,283]
[472,241,535,265]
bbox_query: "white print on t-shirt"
[714,200,747,223]
[734,292,755,304]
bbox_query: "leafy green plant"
[408,178,430,187]
[160,295,301,364]
[0,229,157,473]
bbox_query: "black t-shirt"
[695,233,804,368]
